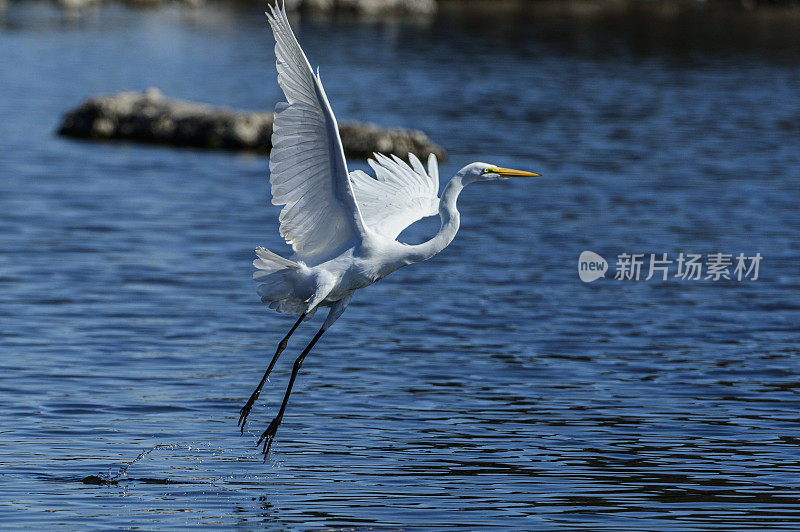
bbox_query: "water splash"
[82,443,208,485]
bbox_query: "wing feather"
[266,3,365,264]
[350,152,441,240]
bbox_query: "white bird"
[239,2,541,458]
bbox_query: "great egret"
[239,2,541,458]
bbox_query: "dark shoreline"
[10,0,800,15]
[5,0,800,54]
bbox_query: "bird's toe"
[257,418,281,459]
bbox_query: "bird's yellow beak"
[488,167,541,178]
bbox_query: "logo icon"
[578,251,608,283]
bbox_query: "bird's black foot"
[237,390,262,435]
[256,416,283,460]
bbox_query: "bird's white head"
[459,162,541,184]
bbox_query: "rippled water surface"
[1,2,799,529]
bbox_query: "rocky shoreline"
[26,0,800,18]
[58,89,447,161]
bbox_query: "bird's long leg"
[255,295,351,459]
[256,324,326,458]
[238,312,306,434]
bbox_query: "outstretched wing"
[349,152,440,240]
[266,4,366,264]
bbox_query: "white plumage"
[240,2,541,458]
[267,3,364,264]
[350,152,440,240]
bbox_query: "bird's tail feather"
[253,246,298,276]
[252,247,310,317]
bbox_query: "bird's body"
[254,239,398,316]
[238,3,541,458]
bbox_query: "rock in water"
[57,88,446,160]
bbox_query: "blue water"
[1,2,799,529]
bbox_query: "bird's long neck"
[405,173,466,263]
